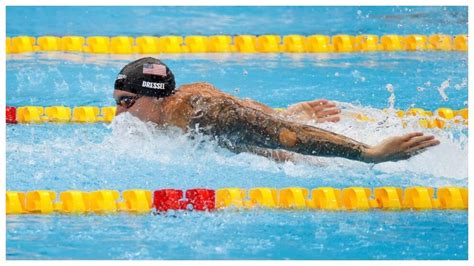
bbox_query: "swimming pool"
[6,6,468,259]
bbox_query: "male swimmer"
[113,57,440,164]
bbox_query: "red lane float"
[153,189,185,212]
[185,189,215,211]
[6,106,17,124]
[153,188,216,212]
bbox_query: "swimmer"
[113,57,440,164]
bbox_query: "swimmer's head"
[114,57,175,98]
[113,57,175,120]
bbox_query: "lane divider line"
[6,187,468,215]
[5,106,468,129]
[6,34,468,54]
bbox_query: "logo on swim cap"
[116,74,127,80]
[142,81,166,90]
[143,63,167,77]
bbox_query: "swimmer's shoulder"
[172,82,236,109]
[176,82,224,97]
[167,82,224,111]
[164,82,226,129]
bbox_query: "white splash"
[102,109,470,181]
[7,107,468,191]
[321,102,468,180]
[454,78,467,90]
[386,84,395,110]
[437,79,450,101]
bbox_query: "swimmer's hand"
[284,99,341,123]
[362,132,440,163]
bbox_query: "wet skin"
[114,82,440,164]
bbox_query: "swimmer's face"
[113,90,157,122]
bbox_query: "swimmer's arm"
[190,97,372,162]
[190,93,439,163]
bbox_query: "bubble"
[351,70,366,83]
[437,79,450,102]
[454,78,467,90]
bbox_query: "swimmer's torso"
[159,82,271,147]
[159,82,269,131]
[158,82,238,131]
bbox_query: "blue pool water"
[6,6,468,260]
[7,6,467,36]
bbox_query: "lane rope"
[6,106,468,129]
[6,187,468,215]
[6,34,468,54]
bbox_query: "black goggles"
[114,95,142,109]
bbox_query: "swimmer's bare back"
[158,82,439,163]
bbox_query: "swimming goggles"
[114,95,142,109]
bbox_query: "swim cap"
[114,57,176,97]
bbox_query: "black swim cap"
[114,57,176,97]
